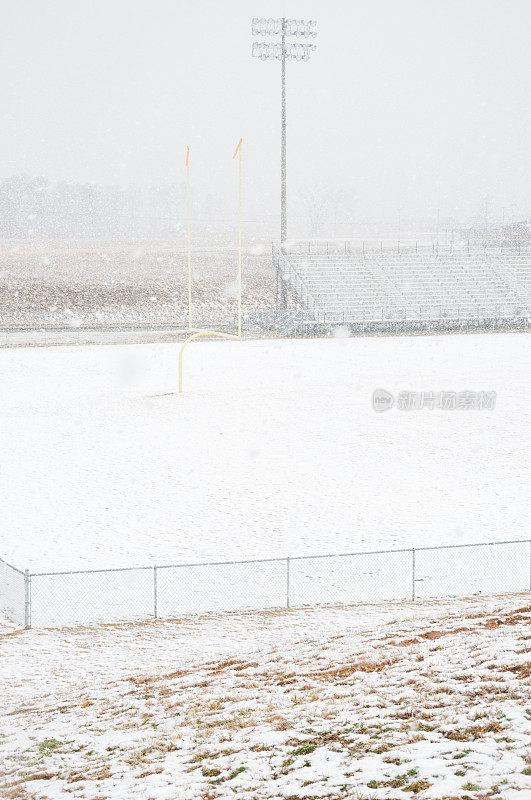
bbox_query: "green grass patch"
[202,767,221,777]
[293,743,317,756]
[38,739,62,753]
[228,766,247,780]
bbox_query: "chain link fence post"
[24,569,31,629]
[153,566,158,619]
[286,557,290,610]
[411,549,416,601]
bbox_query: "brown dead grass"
[317,657,399,682]
[493,662,531,680]
[444,720,504,741]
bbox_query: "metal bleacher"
[272,243,531,334]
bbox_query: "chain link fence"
[0,557,28,628]
[1,539,530,630]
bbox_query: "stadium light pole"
[252,18,317,245]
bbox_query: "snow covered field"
[1,594,530,799]
[1,330,529,627]
[1,332,529,573]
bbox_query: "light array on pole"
[251,17,317,246]
[251,17,318,61]
[252,41,316,61]
[252,18,317,37]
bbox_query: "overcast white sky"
[2,0,530,230]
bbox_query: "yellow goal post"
[178,138,243,393]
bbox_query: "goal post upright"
[178,139,243,393]
[186,145,192,331]
[233,137,243,337]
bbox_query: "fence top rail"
[30,565,156,578]
[157,556,288,570]
[288,538,529,561]
[412,539,529,553]
[0,555,26,576]
[30,556,289,577]
[25,538,530,578]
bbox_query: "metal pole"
[281,18,287,243]
[235,138,243,337]
[411,549,416,601]
[286,557,290,609]
[186,147,192,330]
[24,569,31,629]
[153,566,158,618]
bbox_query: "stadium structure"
[258,241,531,336]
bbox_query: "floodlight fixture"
[251,17,318,243]
[252,42,317,61]
[252,17,317,37]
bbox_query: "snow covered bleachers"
[276,245,531,331]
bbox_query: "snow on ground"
[1,332,529,575]
[1,594,529,799]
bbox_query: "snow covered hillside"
[1,594,529,799]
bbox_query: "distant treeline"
[459,220,530,247]
[0,176,223,239]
